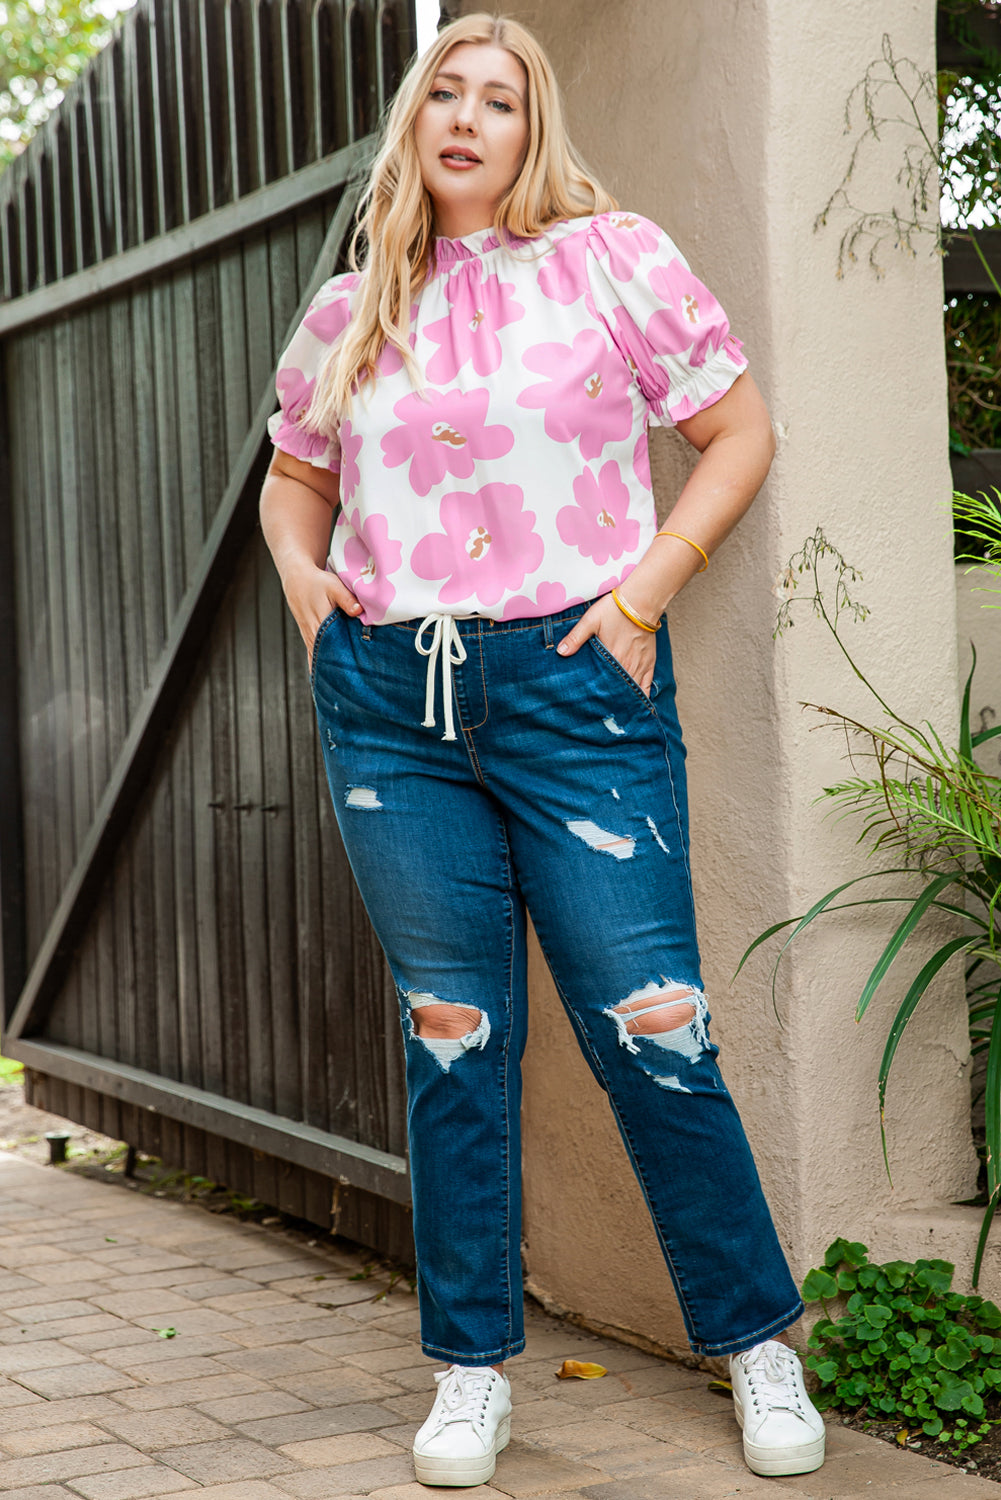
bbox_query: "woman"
[260,12,825,1488]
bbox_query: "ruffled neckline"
[432,221,573,267]
[433,226,508,265]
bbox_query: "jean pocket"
[309,607,341,690]
[587,634,659,713]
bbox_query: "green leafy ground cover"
[804,1239,1001,1478]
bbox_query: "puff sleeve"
[584,212,747,427]
[267,272,360,470]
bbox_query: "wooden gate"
[0,0,417,1259]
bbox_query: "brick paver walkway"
[0,1147,996,1499]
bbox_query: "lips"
[440,148,481,163]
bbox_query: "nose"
[451,99,477,135]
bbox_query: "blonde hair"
[306,12,617,430]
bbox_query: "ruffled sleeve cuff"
[661,333,747,425]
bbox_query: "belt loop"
[361,621,372,642]
[542,613,554,650]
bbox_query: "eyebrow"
[435,71,523,99]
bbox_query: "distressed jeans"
[310,599,804,1364]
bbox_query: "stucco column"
[454,0,978,1357]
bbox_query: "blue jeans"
[310,600,803,1363]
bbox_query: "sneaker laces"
[430,1365,495,1429]
[738,1341,805,1417]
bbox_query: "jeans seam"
[497,810,517,1351]
[308,608,339,692]
[465,622,489,730]
[421,1337,527,1363]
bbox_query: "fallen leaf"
[152,1327,176,1339]
[896,1428,909,1446]
[707,1378,733,1395]
[556,1360,607,1380]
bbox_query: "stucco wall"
[453,0,979,1357]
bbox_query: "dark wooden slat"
[6,1039,411,1201]
[0,347,26,1018]
[8,336,47,959]
[88,302,128,1081]
[35,328,73,921]
[0,142,373,336]
[171,0,192,225]
[68,312,103,1064]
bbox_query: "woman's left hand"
[556,592,658,697]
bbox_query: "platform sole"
[413,1415,511,1487]
[733,1393,826,1476]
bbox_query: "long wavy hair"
[305,12,617,430]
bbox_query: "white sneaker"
[413,1363,512,1487]
[729,1339,826,1477]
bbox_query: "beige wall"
[456,0,980,1357]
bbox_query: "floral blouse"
[268,211,747,627]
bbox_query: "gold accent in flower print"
[585,373,603,399]
[682,293,700,324]
[359,556,377,583]
[465,526,492,561]
[431,421,468,447]
[469,309,485,330]
[610,213,640,231]
[597,509,616,529]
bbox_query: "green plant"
[0,1053,24,1084]
[740,498,1001,1283]
[802,1238,1001,1454]
[947,294,1001,456]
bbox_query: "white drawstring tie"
[415,614,467,742]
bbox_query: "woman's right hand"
[281,559,361,661]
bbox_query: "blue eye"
[430,88,456,102]
[489,99,514,112]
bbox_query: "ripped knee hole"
[613,989,696,1035]
[411,1002,483,1040]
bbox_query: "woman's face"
[414,42,530,239]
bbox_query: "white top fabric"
[268,211,747,627]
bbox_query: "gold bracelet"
[611,588,661,633]
[655,530,709,572]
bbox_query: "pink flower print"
[339,420,362,501]
[647,259,727,368]
[517,329,634,461]
[724,333,747,367]
[557,461,639,565]
[304,280,410,378]
[381,388,513,497]
[632,429,651,489]
[273,366,329,462]
[425,265,525,384]
[342,508,403,621]
[302,275,359,342]
[411,484,544,607]
[538,225,589,305]
[669,386,732,423]
[501,581,583,620]
[592,212,663,283]
[598,565,636,594]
